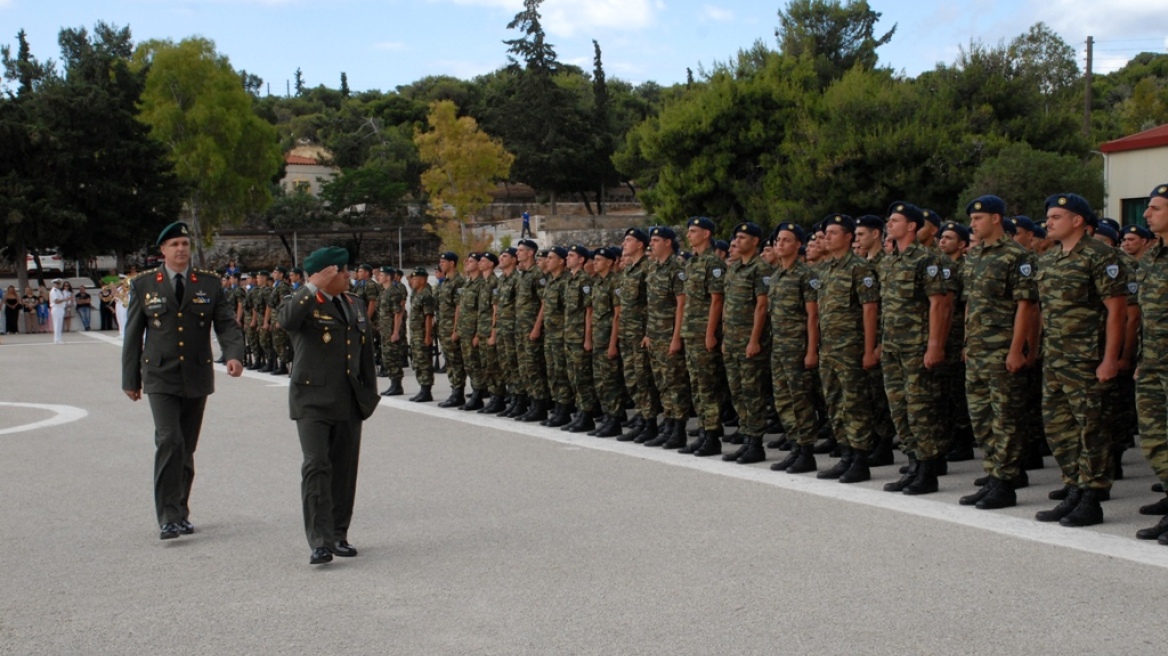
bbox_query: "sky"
[1,0,1166,94]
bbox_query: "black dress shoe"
[332,541,358,557]
[310,548,333,565]
[178,520,194,535]
[160,523,180,540]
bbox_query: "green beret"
[303,246,351,276]
[156,222,191,246]
[256,270,271,278]
[410,266,429,278]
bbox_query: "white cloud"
[701,5,733,22]
[436,0,658,37]
[374,42,408,52]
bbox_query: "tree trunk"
[190,200,207,269]
[579,192,595,216]
[624,181,637,199]
[278,234,295,262]
[599,182,606,215]
[550,190,557,216]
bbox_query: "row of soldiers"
[400,185,1168,545]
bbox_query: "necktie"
[174,274,185,305]
[332,295,347,325]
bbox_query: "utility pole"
[1084,36,1094,139]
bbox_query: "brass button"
[178,341,184,347]
[177,312,183,318]
[346,340,351,345]
[178,327,183,332]
[347,354,352,359]
[346,369,351,375]
[179,356,184,361]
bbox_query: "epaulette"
[196,268,222,278]
[127,269,153,283]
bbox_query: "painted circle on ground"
[0,402,89,436]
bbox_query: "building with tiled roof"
[1100,124,1168,226]
[280,145,339,197]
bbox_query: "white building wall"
[1105,146,1168,219]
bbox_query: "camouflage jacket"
[877,241,951,350]
[817,251,880,358]
[435,273,465,333]
[944,254,966,362]
[723,255,770,347]
[646,255,685,341]
[1036,236,1128,364]
[1138,238,1168,367]
[591,272,617,344]
[542,271,566,337]
[247,285,269,323]
[515,265,543,334]
[563,268,592,341]
[617,256,650,341]
[682,249,726,341]
[963,234,1037,355]
[494,269,519,336]
[476,274,497,338]
[456,276,481,336]
[408,284,436,342]
[767,259,819,352]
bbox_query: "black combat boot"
[1035,487,1083,522]
[1154,483,1165,493]
[546,403,573,428]
[1139,494,1168,515]
[867,436,895,467]
[1112,447,1126,481]
[884,456,919,492]
[1048,484,1074,500]
[378,365,390,378]
[520,398,550,423]
[506,395,528,418]
[645,419,673,446]
[273,360,290,375]
[679,428,708,454]
[770,447,800,471]
[723,431,744,445]
[903,458,940,495]
[976,477,1017,510]
[693,430,723,457]
[661,420,688,449]
[561,408,585,431]
[817,446,853,480]
[813,434,837,455]
[617,416,648,442]
[635,417,661,444]
[409,385,433,403]
[569,410,596,434]
[591,415,619,438]
[1135,515,1168,540]
[839,449,871,483]
[382,378,404,397]
[247,355,263,371]
[438,387,465,408]
[960,479,993,506]
[735,435,766,464]
[1059,489,1104,527]
[480,393,506,414]
[461,389,485,411]
[786,444,818,474]
[766,436,790,450]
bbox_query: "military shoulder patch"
[1020,263,1033,277]
[1106,264,1119,279]
[926,265,939,278]
[678,272,687,281]
[583,285,591,294]
[712,268,723,278]
[862,276,875,288]
[540,278,547,286]
[809,278,822,290]
[1128,281,1139,294]
[943,268,952,280]
[762,276,771,286]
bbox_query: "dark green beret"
[257,270,271,278]
[290,267,304,275]
[410,266,429,278]
[272,266,288,274]
[380,266,394,275]
[303,246,351,276]
[156,222,192,246]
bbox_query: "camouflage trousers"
[592,341,625,417]
[1136,367,1168,487]
[881,346,944,461]
[724,340,770,437]
[410,337,435,386]
[565,342,598,412]
[1043,360,1111,490]
[819,352,874,451]
[498,331,520,394]
[936,358,971,453]
[478,335,504,395]
[867,364,896,440]
[273,327,290,364]
[684,336,724,431]
[439,322,465,389]
[457,331,483,391]
[381,331,406,380]
[770,348,820,447]
[621,335,659,419]
[965,353,1029,482]
[246,325,264,360]
[517,327,548,400]
[544,334,573,405]
[648,337,690,421]
[259,327,273,359]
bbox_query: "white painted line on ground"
[0,402,89,435]
[86,331,1168,570]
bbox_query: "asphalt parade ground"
[3,331,1168,655]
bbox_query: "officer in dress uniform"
[122,222,245,540]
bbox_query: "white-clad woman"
[115,278,130,339]
[49,279,68,344]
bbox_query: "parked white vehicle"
[26,250,65,272]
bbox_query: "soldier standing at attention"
[766,223,821,474]
[540,247,574,427]
[268,266,292,375]
[957,197,1038,509]
[435,252,467,407]
[561,245,600,432]
[1034,193,1128,527]
[493,248,523,417]
[720,222,770,464]
[918,210,941,250]
[936,222,976,462]
[357,263,381,327]
[378,267,406,396]
[854,214,897,466]
[816,215,881,482]
[475,253,507,414]
[643,227,690,449]
[878,202,954,494]
[246,271,270,370]
[453,253,485,410]
[122,222,245,540]
[515,240,550,422]
[1135,185,1168,543]
[278,247,380,565]
[616,229,661,443]
[678,217,726,455]
[587,247,625,437]
[407,267,437,402]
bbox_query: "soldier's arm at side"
[212,286,246,367]
[924,292,952,369]
[121,279,148,399]
[1098,296,1126,382]
[1122,304,1140,370]
[1007,300,1035,373]
[671,294,685,354]
[608,307,620,359]
[805,300,820,369]
[746,294,766,358]
[862,302,880,369]
[706,293,723,352]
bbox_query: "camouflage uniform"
[682,249,726,432]
[246,283,269,363]
[865,251,897,443]
[767,259,820,447]
[646,255,690,421]
[1101,250,1140,472]
[542,271,573,406]
[1137,238,1168,489]
[722,256,771,437]
[378,283,403,380]
[436,273,466,389]
[563,268,598,412]
[877,242,951,461]
[938,252,971,453]
[476,273,504,397]
[1036,237,1128,490]
[818,252,881,451]
[494,268,520,395]
[963,234,1038,482]
[408,283,437,386]
[269,280,292,366]
[516,265,549,401]
[617,256,660,419]
[234,284,251,361]
[457,275,484,392]
[590,271,624,417]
